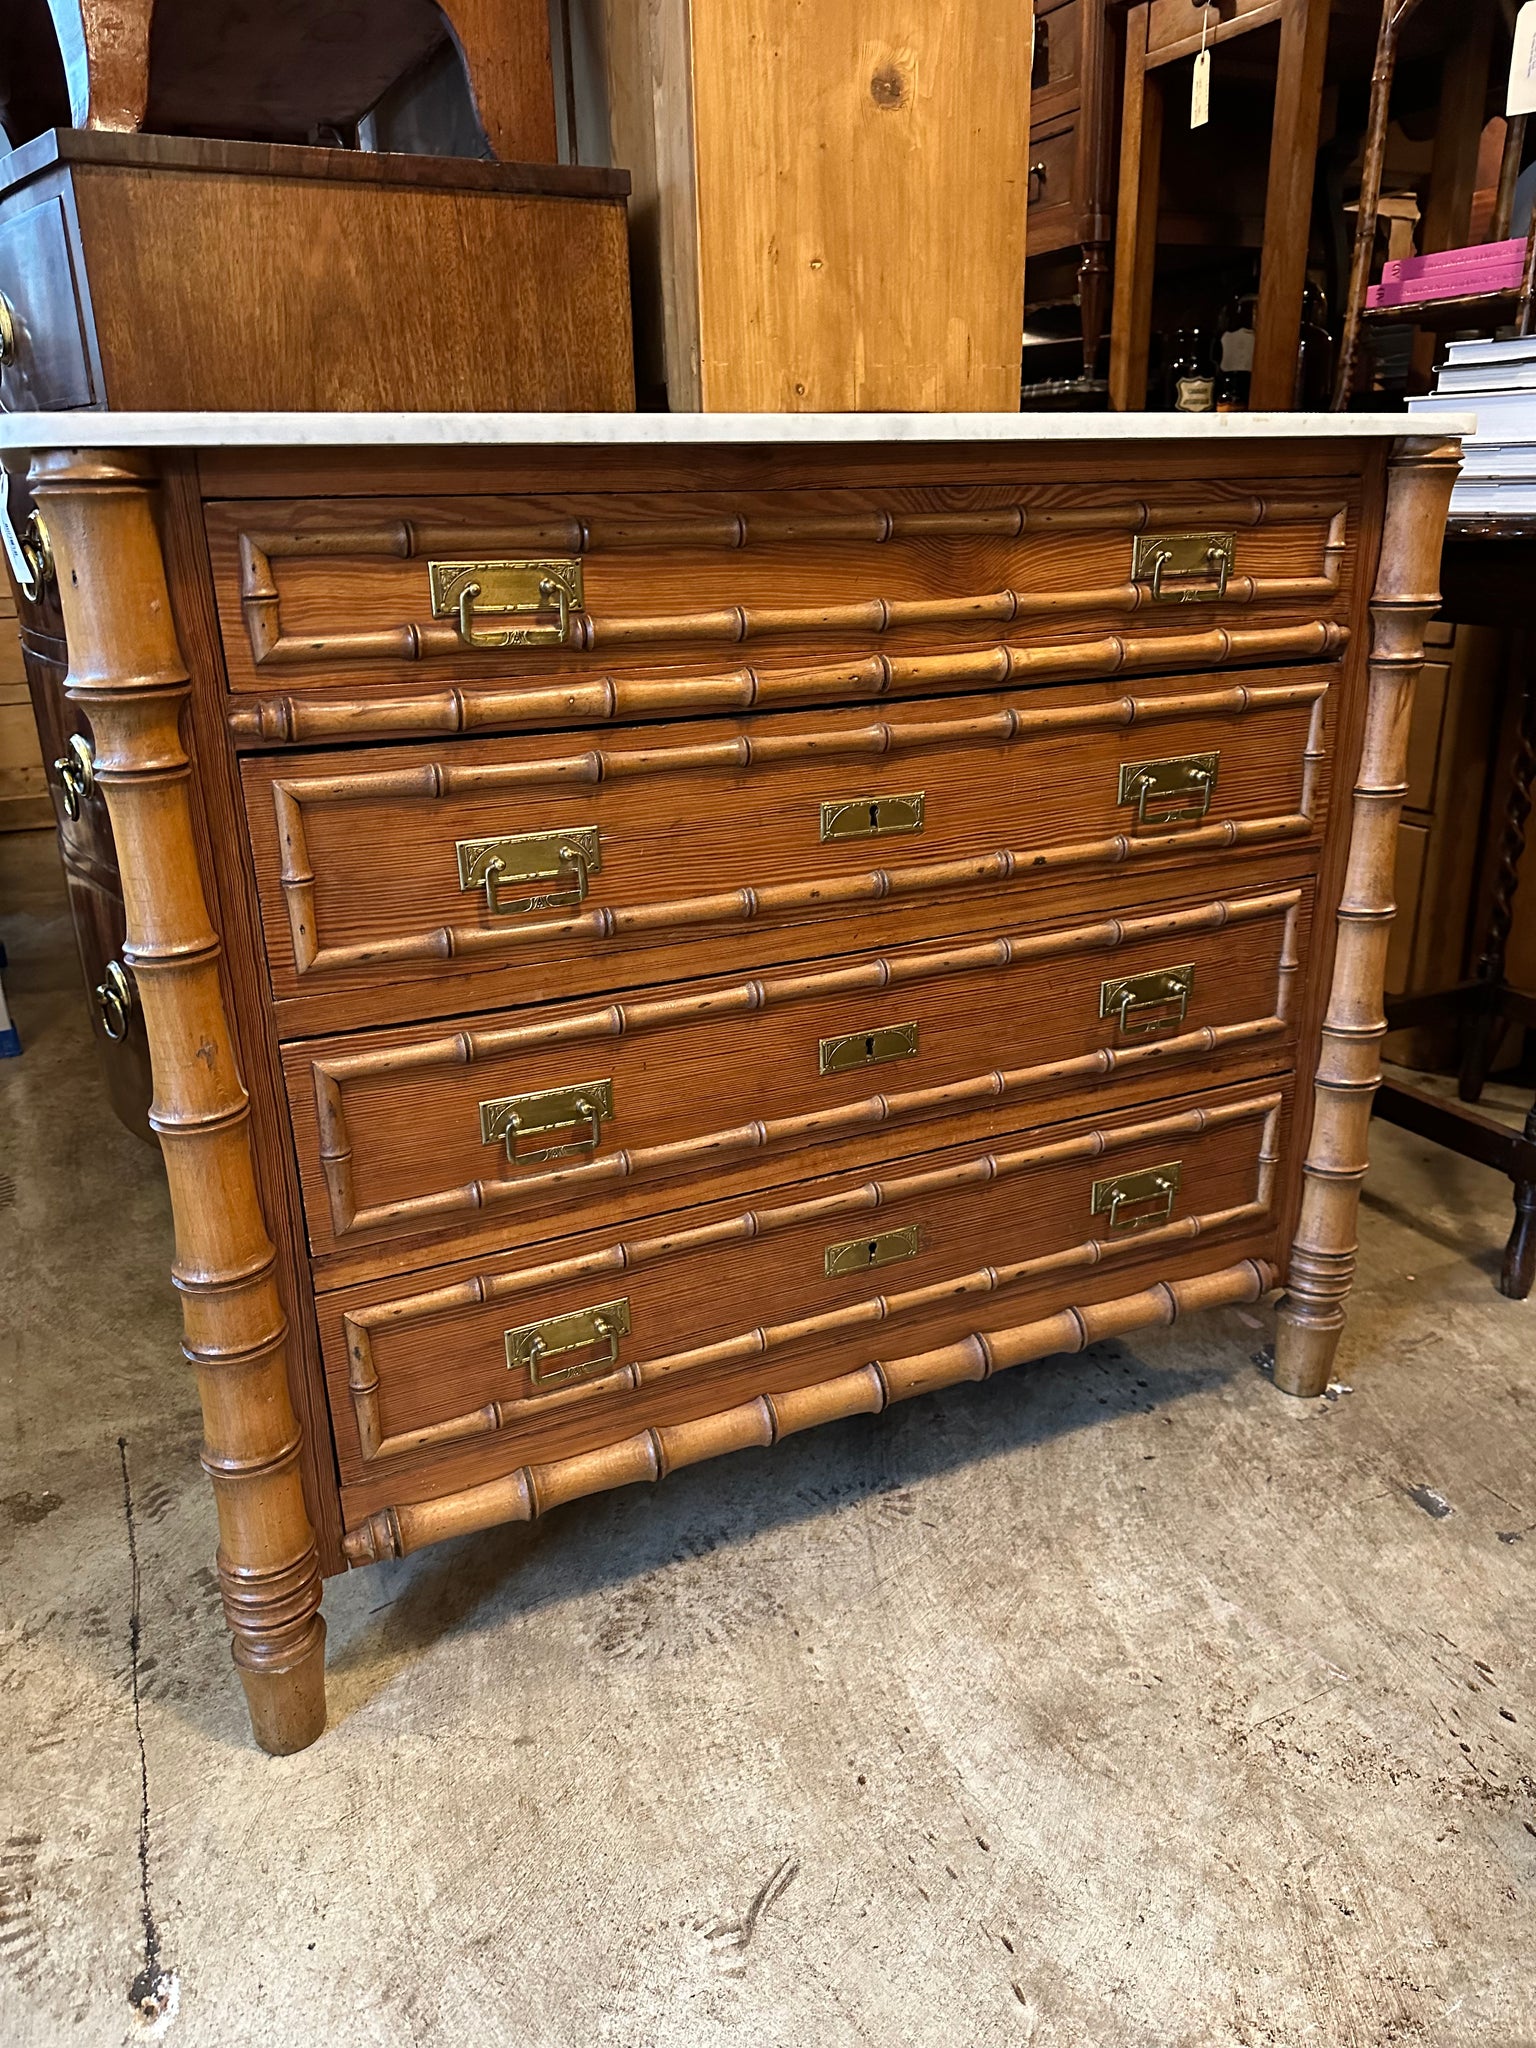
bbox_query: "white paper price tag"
[1510,0,1536,117]
[1191,46,1212,127]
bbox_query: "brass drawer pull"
[505,1296,631,1388]
[1090,1160,1182,1234]
[1117,752,1219,827]
[94,959,133,1043]
[480,1079,614,1164]
[819,792,926,841]
[456,827,601,917]
[55,733,95,820]
[1132,532,1235,603]
[824,1224,922,1277]
[819,1021,919,1074]
[1099,964,1195,1038]
[0,472,52,602]
[428,557,583,648]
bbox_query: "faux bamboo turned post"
[1274,434,1460,1398]
[32,448,326,1754]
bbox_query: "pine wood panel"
[285,881,1309,1269]
[242,667,1336,1021]
[207,477,1357,712]
[323,1079,1290,1516]
[608,0,1031,410]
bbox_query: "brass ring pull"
[1100,965,1195,1038]
[456,828,602,918]
[94,960,133,1042]
[480,1078,615,1164]
[1028,160,1047,199]
[1091,1160,1183,1235]
[1148,542,1229,603]
[504,1296,632,1388]
[0,294,15,370]
[55,733,95,820]
[0,470,53,602]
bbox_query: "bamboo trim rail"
[230,616,1349,745]
[271,674,1330,980]
[341,1257,1279,1560]
[342,1091,1282,1465]
[34,448,326,1755]
[1275,435,1461,1396]
[237,496,1348,667]
[311,889,1302,1240]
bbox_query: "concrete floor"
[2,825,1534,2048]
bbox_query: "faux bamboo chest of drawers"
[1,411,1467,1752]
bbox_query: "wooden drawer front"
[212,479,1357,738]
[246,667,1334,1020]
[1027,117,1081,252]
[1033,0,1082,114]
[288,882,1308,1264]
[1146,0,1275,58]
[322,1083,1288,1505]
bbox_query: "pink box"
[1368,238,1526,309]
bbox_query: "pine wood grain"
[283,883,1309,1268]
[323,1079,1289,1515]
[607,0,1031,410]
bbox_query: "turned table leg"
[1275,435,1462,1398]
[33,449,326,1753]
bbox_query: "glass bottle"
[1167,329,1216,412]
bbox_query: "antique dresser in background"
[0,410,1465,1751]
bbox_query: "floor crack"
[119,1437,179,2035]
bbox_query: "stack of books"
[1407,334,1536,515]
[1367,238,1528,311]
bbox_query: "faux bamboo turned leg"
[32,449,326,1754]
[1274,435,1461,1397]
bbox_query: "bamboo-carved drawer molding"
[9,414,1465,1752]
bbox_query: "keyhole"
[864,1034,877,1061]
[868,801,881,829]
[868,1240,880,1262]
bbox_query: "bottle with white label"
[1167,329,1216,412]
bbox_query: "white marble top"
[0,409,1475,450]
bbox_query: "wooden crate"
[604,0,1032,411]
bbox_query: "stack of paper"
[1408,334,1536,513]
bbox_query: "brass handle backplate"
[1099,964,1195,1038]
[429,557,583,648]
[1132,532,1235,603]
[819,1021,919,1075]
[0,470,53,603]
[480,1078,614,1164]
[94,960,133,1042]
[824,1224,922,1277]
[1117,752,1219,827]
[456,827,601,918]
[1090,1160,1182,1234]
[55,733,95,820]
[819,792,926,842]
[505,1296,631,1388]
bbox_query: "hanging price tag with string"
[1509,0,1536,116]
[1192,6,1212,128]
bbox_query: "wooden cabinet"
[5,410,1462,1752]
[1026,0,1119,390]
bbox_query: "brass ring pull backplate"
[55,733,96,820]
[95,960,133,1042]
[505,1296,632,1388]
[428,558,584,649]
[456,827,602,918]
